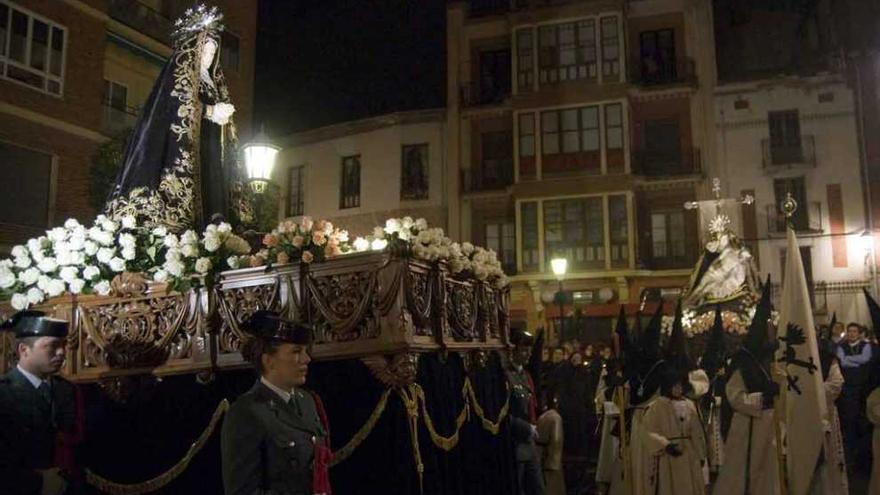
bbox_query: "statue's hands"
[207,102,235,125]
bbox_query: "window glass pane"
[581,129,599,151]
[609,195,628,264]
[221,32,240,71]
[605,104,622,126]
[288,166,304,216]
[520,136,535,157]
[542,111,558,132]
[543,133,559,154]
[30,19,47,71]
[0,4,8,56]
[50,27,63,76]
[561,109,578,130]
[0,141,51,227]
[606,128,623,149]
[519,113,535,134]
[10,10,27,63]
[521,202,539,270]
[581,106,598,126]
[401,144,429,200]
[562,131,579,153]
[651,213,667,257]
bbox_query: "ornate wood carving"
[308,270,381,343]
[445,280,477,341]
[361,353,419,388]
[215,281,280,354]
[110,272,150,298]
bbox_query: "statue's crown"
[172,4,224,44]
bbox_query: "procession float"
[0,5,516,494]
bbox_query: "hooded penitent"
[104,4,252,231]
[701,305,727,381]
[630,303,665,405]
[728,274,776,398]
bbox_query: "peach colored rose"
[249,255,266,268]
[291,235,304,248]
[326,245,341,257]
[276,252,290,264]
[301,251,314,263]
[263,234,279,247]
[314,220,326,233]
[300,216,314,231]
[312,232,326,246]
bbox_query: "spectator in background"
[537,390,566,495]
[837,322,873,475]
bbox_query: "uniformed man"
[221,310,331,495]
[507,329,545,495]
[0,310,82,495]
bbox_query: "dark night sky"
[254,0,447,137]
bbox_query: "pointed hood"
[864,289,880,340]
[743,274,773,359]
[664,300,692,372]
[614,305,632,359]
[701,304,727,379]
[640,303,664,364]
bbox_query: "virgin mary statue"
[104,4,253,232]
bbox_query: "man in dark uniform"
[221,310,331,495]
[507,329,546,495]
[837,322,873,475]
[0,310,81,495]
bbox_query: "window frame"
[0,1,67,97]
[400,143,430,201]
[287,164,305,217]
[220,30,240,73]
[649,209,687,263]
[0,138,56,228]
[339,155,361,210]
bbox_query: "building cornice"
[0,102,108,143]
[61,0,109,22]
[278,108,446,148]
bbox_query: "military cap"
[510,328,535,347]
[243,310,312,345]
[0,310,69,338]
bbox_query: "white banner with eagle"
[777,226,827,495]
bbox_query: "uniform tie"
[38,381,52,404]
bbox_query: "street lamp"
[242,129,280,194]
[551,257,568,343]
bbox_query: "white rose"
[205,224,218,234]
[27,237,46,255]
[48,227,68,243]
[121,215,137,229]
[84,241,99,256]
[14,256,31,269]
[59,266,79,283]
[97,248,115,264]
[217,223,232,234]
[11,293,29,310]
[122,247,136,261]
[373,227,385,239]
[195,257,212,274]
[181,230,199,245]
[68,278,85,294]
[203,234,221,253]
[0,267,16,289]
[37,276,51,291]
[63,218,81,229]
[224,236,250,255]
[164,259,185,277]
[37,257,58,273]
[415,218,428,230]
[101,219,119,233]
[182,243,199,258]
[353,237,369,252]
[153,270,169,283]
[94,280,111,296]
[226,256,240,270]
[119,233,136,249]
[417,230,432,245]
[461,242,474,255]
[0,260,10,269]
[18,267,40,286]
[27,287,45,304]
[56,251,73,266]
[67,234,86,252]
[46,279,66,297]
[337,230,350,243]
[95,215,109,224]
[165,248,182,262]
[109,257,126,272]
[83,266,100,280]
[384,218,402,235]
[163,234,180,249]
[151,225,168,237]
[11,245,28,258]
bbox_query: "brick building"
[0,0,256,253]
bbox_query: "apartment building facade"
[446,0,718,341]
[274,109,448,237]
[0,0,256,252]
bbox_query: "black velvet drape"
[80,351,517,495]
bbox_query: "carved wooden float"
[0,252,511,382]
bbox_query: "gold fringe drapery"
[329,388,393,466]
[85,399,230,495]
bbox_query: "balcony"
[102,103,139,137]
[459,82,510,108]
[461,161,514,193]
[765,201,823,234]
[108,0,171,44]
[628,57,697,87]
[632,147,701,177]
[761,135,816,170]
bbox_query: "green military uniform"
[222,381,327,495]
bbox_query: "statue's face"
[201,38,218,72]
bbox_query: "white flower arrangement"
[0,215,254,310]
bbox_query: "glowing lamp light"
[242,130,279,194]
[550,257,568,279]
[371,238,388,251]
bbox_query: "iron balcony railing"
[761,135,816,169]
[628,57,697,87]
[765,201,823,234]
[459,82,511,108]
[461,161,514,193]
[632,147,701,177]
